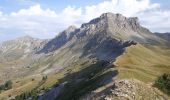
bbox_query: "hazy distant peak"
[16,35,35,41]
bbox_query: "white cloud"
[139,10,170,32]
[83,0,160,21]
[11,5,57,17]
[0,0,170,41]
[0,4,83,40]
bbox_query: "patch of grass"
[115,44,170,83]
[0,75,41,99]
[117,68,155,83]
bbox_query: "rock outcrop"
[81,79,167,100]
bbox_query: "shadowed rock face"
[79,32,137,62]
[38,25,77,53]
[39,61,119,100]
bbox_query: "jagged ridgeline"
[0,13,170,100]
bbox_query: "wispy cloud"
[0,0,170,41]
[16,0,37,6]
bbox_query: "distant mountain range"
[155,32,170,41]
[0,13,170,100]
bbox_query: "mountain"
[0,36,47,82]
[36,13,170,100]
[39,13,163,54]
[37,12,164,63]
[155,32,170,42]
[155,32,170,47]
[38,25,77,53]
[35,13,145,71]
[79,13,163,43]
[0,36,46,56]
[0,13,170,100]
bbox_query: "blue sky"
[0,0,170,42]
[0,0,104,13]
[1,0,169,13]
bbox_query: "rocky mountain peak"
[16,35,34,41]
[100,12,115,18]
[65,25,77,33]
[127,17,140,29]
[81,12,140,32]
[0,35,46,55]
[14,35,43,45]
[38,25,77,53]
[100,12,124,20]
[58,25,77,39]
[100,12,139,23]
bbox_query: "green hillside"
[115,44,170,83]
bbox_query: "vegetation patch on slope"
[114,44,170,83]
[0,80,12,92]
[154,74,170,95]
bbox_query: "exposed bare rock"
[81,79,167,100]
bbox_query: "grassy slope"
[0,75,41,99]
[0,58,92,99]
[114,44,170,83]
[1,44,170,99]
